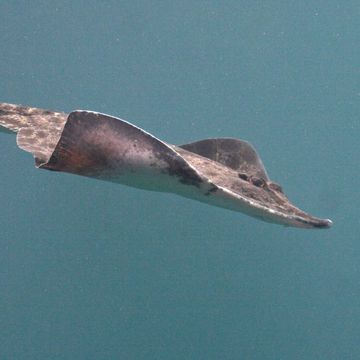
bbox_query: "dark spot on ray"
[166,162,203,187]
[154,150,203,188]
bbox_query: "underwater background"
[0,1,359,359]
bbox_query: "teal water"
[0,2,359,359]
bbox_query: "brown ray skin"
[0,103,332,229]
[41,111,332,229]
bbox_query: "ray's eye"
[238,173,249,181]
[250,176,266,187]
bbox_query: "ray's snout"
[312,218,333,229]
[294,216,333,229]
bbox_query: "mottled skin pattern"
[0,102,332,229]
[0,103,67,165]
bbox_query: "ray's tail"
[0,102,68,165]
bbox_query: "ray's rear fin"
[179,138,269,180]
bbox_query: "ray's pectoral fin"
[41,110,176,176]
[41,111,205,190]
[179,138,269,180]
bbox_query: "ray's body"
[0,102,332,229]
